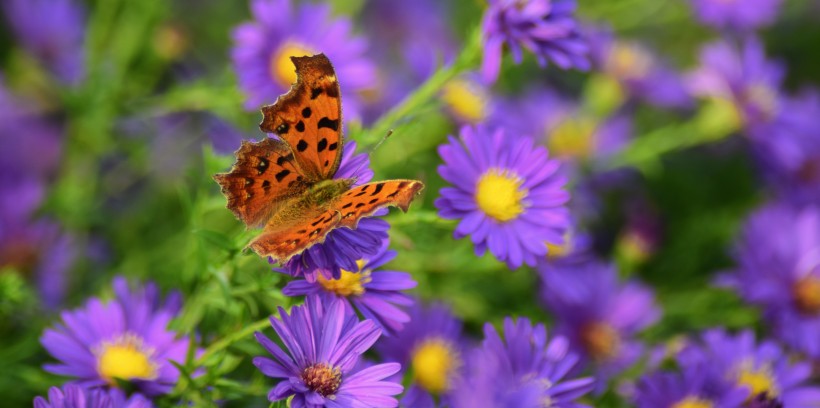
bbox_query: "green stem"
[362,27,483,147]
[195,316,272,364]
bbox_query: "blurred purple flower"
[435,125,570,269]
[689,0,784,32]
[450,317,594,407]
[492,88,632,165]
[678,329,820,406]
[688,38,785,134]
[376,303,466,407]
[750,90,820,205]
[719,203,820,360]
[40,277,196,397]
[586,27,692,109]
[358,0,458,120]
[253,295,403,407]
[231,0,377,121]
[633,363,747,408]
[282,239,416,335]
[34,384,152,408]
[2,0,85,85]
[278,141,389,282]
[540,259,660,391]
[481,0,589,83]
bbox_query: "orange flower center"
[301,363,342,396]
[793,276,820,315]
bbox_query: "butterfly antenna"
[351,129,393,182]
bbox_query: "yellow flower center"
[270,42,316,87]
[440,79,488,123]
[301,363,342,397]
[736,365,778,399]
[548,117,597,160]
[317,260,370,297]
[96,334,158,385]
[607,42,652,80]
[546,237,572,259]
[616,229,653,264]
[793,276,820,315]
[671,396,714,408]
[579,322,621,361]
[475,169,527,222]
[411,338,459,395]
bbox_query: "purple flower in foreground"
[2,0,86,84]
[277,140,389,282]
[689,0,784,32]
[253,296,403,407]
[451,317,594,407]
[34,385,152,408]
[540,259,660,391]
[679,329,820,406]
[40,277,195,397]
[481,0,589,83]
[719,203,820,360]
[377,303,466,407]
[231,0,376,121]
[283,239,416,335]
[435,125,570,269]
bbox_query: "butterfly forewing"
[335,180,425,228]
[247,208,341,263]
[259,54,343,182]
[213,138,308,228]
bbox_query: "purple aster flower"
[481,0,589,83]
[689,0,784,32]
[491,88,632,168]
[688,38,785,135]
[282,239,416,335]
[435,125,570,269]
[719,203,820,360]
[34,385,152,408]
[750,90,820,205]
[376,303,466,407]
[278,141,390,282]
[231,0,377,121]
[451,317,594,407]
[2,0,85,85]
[586,27,692,109]
[633,363,747,408]
[678,329,820,406]
[540,259,660,391]
[40,277,196,397]
[253,295,403,407]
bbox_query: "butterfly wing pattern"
[214,53,424,264]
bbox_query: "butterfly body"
[214,54,424,264]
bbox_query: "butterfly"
[214,53,424,264]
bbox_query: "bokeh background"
[2,0,820,406]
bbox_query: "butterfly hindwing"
[259,54,343,183]
[213,137,308,228]
[335,180,425,228]
[246,208,341,263]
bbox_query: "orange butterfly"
[214,54,424,264]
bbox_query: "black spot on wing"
[276,123,289,134]
[302,107,312,118]
[262,180,270,190]
[371,183,384,196]
[256,157,269,175]
[328,142,338,151]
[317,138,328,152]
[341,202,353,209]
[276,153,293,166]
[275,170,290,182]
[295,121,305,132]
[297,140,308,152]
[317,117,339,131]
[311,88,322,99]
